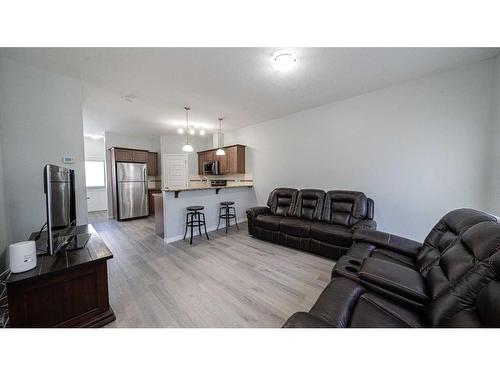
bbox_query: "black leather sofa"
[283,208,500,327]
[247,188,376,259]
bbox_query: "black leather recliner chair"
[283,210,500,328]
[346,208,496,272]
[247,188,376,259]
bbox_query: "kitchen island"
[161,183,257,243]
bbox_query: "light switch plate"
[62,156,75,164]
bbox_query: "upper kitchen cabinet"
[197,144,246,175]
[197,149,216,175]
[224,145,245,174]
[113,147,149,163]
[132,150,148,163]
[114,148,133,162]
[147,152,158,176]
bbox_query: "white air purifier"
[8,241,37,273]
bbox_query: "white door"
[162,154,188,189]
[87,188,108,212]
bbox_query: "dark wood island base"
[6,225,116,328]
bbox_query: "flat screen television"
[37,164,90,255]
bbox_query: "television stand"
[6,224,115,328]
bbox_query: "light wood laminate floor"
[89,211,335,327]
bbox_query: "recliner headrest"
[267,188,298,216]
[441,208,497,234]
[461,220,500,260]
[292,189,325,220]
[417,208,497,275]
[322,190,368,225]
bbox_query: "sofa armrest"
[352,219,377,231]
[246,206,271,218]
[358,258,429,303]
[353,229,422,258]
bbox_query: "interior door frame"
[162,154,189,189]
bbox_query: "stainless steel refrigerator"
[116,162,148,220]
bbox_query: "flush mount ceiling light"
[199,129,206,136]
[182,107,194,152]
[189,128,195,136]
[271,50,297,72]
[177,128,184,134]
[216,117,225,156]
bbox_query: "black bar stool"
[183,206,209,244]
[217,201,239,233]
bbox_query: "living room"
[1,1,499,375]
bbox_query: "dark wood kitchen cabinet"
[147,152,158,176]
[112,147,148,163]
[224,145,245,174]
[148,189,161,215]
[197,149,215,174]
[197,144,245,175]
[114,148,133,162]
[132,150,148,163]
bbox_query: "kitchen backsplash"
[148,175,162,189]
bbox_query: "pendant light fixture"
[216,117,225,156]
[182,107,193,152]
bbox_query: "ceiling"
[1,47,498,137]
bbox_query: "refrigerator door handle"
[144,168,147,194]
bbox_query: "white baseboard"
[164,218,247,244]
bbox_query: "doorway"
[162,154,188,189]
[83,135,108,215]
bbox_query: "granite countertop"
[162,183,253,193]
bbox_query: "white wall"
[105,132,161,154]
[0,123,10,269]
[84,136,106,159]
[84,137,108,212]
[104,132,161,215]
[487,55,500,215]
[225,59,496,240]
[0,57,88,242]
[160,134,212,178]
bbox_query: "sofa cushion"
[280,217,311,237]
[254,215,282,231]
[310,222,353,247]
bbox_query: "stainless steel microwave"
[203,160,219,175]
